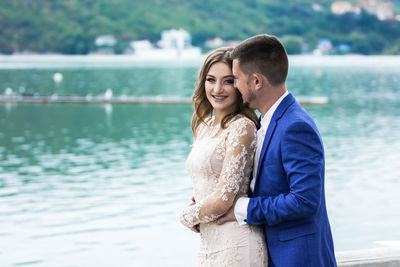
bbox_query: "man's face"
[232,59,257,108]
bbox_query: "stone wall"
[337,241,400,267]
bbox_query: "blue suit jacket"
[247,93,337,267]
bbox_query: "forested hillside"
[1,0,399,54]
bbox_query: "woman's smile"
[205,62,238,118]
[212,95,228,101]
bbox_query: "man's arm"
[216,197,240,225]
[219,121,324,226]
[247,121,323,226]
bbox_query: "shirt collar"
[260,91,289,128]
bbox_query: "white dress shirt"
[234,91,289,225]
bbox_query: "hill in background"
[1,0,400,55]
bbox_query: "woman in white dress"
[180,47,268,266]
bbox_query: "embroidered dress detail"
[180,114,268,267]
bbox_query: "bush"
[280,35,303,54]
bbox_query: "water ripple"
[1,62,399,266]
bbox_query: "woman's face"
[205,62,238,117]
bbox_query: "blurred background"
[0,0,400,55]
[1,0,400,266]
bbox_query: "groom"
[217,34,337,267]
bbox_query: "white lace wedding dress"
[180,114,268,267]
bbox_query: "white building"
[133,29,201,59]
[205,37,225,49]
[94,35,117,47]
[358,0,394,20]
[331,1,360,15]
[331,0,395,20]
[92,35,117,54]
[313,39,334,55]
[130,40,153,51]
[158,29,193,50]
[312,3,324,12]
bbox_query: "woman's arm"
[180,118,256,229]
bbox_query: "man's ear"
[252,73,264,90]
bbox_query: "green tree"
[281,35,303,54]
[0,0,399,54]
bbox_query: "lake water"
[0,55,400,266]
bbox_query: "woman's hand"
[189,197,200,233]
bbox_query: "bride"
[180,47,268,266]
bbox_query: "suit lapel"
[254,93,296,188]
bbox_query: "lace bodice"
[180,114,257,228]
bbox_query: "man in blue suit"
[217,34,337,266]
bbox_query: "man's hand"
[216,198,238,225]
[189,196,200,233]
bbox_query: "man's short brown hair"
[231,34,288,86]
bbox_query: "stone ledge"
[337,241,400,267]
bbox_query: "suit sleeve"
[247,121,323,226]
[180,119,256,229]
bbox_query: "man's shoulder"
[276,104,321,139]
[283,101,316,125]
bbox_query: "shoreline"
[0,95,329,106]
[1,54,400,69]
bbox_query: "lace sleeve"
[180,117,257,228]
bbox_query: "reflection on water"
[0,104,197,266]
[0,58,400,266]
[305,67,400,252]
[0,67,197,98]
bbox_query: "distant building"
[331,1,360,15]
[94,35,117,47]
[314,39,334,55]
[338,43,351,53]
[132,29,201,59]
[93,35,117,54]
[318,39,333,50]
[358,0,394,20]
[312,3,324,12]
[203,38,242,52]
[331,0,395,20]
[205,37,225,49]
[158,29,192,50]
[224,40,241,47]
[130,40,153,51]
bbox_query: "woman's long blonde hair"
[191,47,258,137]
